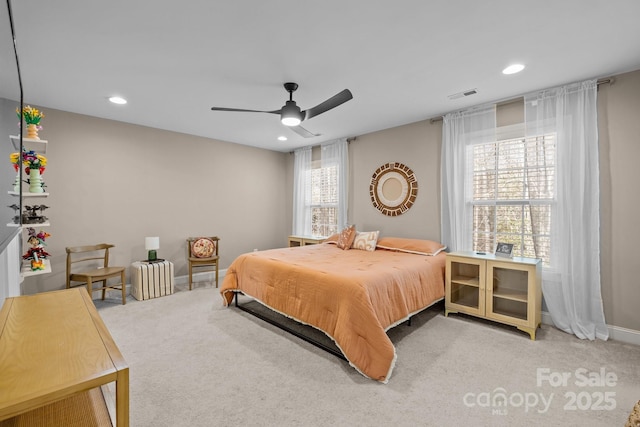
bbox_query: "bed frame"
[232,291,412,362]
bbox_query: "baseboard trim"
[541,310,553,326]
[607,324,640,346]
[174,269,227,286]
[541,310,640,345]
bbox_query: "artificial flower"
[10,150,47,174]
[16,105,45,125]
[21,150,47,174]
[10,152,20,172]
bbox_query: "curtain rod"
[288,136,357,154]
[429,77,613,123]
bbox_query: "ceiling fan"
[210,83,353,138]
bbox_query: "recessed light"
[502,64,525,75]
[108,96,127,105]
[277,136,287,141]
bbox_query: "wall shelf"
[10,135,48,152]
[8,191,49,197]
[21,259,51,277]
[10,133,52,279]
[7,222,50,228]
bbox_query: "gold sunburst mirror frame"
[369,162,418,216]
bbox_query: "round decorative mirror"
[369,162,418,216]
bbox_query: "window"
[293,139,347,238]
[308,162,338,237]
[470,134,556,265]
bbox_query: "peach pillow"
[323,234,339,244]
[351,231,379,252]
[375,237,446,256]
[336,226,356,250]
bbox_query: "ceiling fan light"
[281,116,301,126]
[281,100,303,126]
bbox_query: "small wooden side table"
[288,235,326,247]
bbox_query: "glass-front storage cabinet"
[446,256,485,317]
[445,252,541,340]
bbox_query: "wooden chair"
[66,243,127,305]
[187,237,220,290]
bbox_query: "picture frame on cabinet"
[495,242,514,258]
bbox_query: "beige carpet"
[95,283,640,427]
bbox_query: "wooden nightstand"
[288,235,326,247]
[445,251,542,340]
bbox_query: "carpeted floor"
[94,282,640,427]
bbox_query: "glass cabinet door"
[485,261,533,326]
[446,257,485,316]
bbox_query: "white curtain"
[525,79,608,340]
[292,146,312,236]
[441,104,496,252]
[321,138,349,230]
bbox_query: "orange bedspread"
[220,243,445,383]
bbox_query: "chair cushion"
[191,238,216,258]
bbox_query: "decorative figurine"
[7,203,20,224]
[22,204,49,224]
[22,227,51,270]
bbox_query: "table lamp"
[145,237,160,262]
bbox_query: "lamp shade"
[145,237,160,250]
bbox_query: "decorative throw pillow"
[336,225,356,250]
[191,238,215,258]
[351,231,380,252]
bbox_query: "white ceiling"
[5,0,640,152]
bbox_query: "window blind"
[470,134,556,264]
[308,164,338,237]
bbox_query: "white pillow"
[351,231,380,252]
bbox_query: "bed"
[219,236,446,383]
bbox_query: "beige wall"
[348,120,442,239]
[598,70,640,331]
[22,108,288,294]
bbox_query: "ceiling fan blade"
[303,89,353,120]
[210,107,281,114]
[289,125,320,138]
